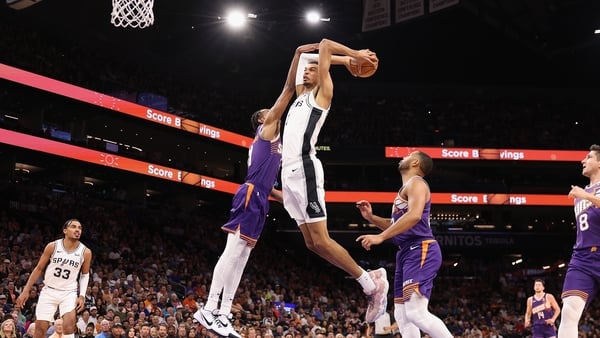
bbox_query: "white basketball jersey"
[43,239,86,291]
[282,90,330,167]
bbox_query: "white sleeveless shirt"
[43,239,86,291]
[282,90,330,168]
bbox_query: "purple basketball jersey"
[245,125,282,194]
[221,127,282,244]
[562,182,600,306]
[387,176,441,303]
[390,176,434,247]
[531,294,555,326]
[573,182,600,249]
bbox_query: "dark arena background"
[2,0,600,337]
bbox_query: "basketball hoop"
[111,0,154,29]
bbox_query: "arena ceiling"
[1,0,600,86]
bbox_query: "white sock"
[558,296,586,338]
[404,293,452,338]
[356,269,376,294]
[220,235,252,315]
[394,303,421,338]
[206,232,251,314]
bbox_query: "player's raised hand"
[296,43,319,54]
[568,185,586,199]
[356,49,378,65]
[356,200,373,221]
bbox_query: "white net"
[111,0,155,29]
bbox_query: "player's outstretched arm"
[261,43,319,141]
[15,242,55,309]
[316,39,377,108]
[355,200,391,230]
[319,39,377,64]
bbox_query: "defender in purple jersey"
[525,279,560,338]
[558,144,600,338]
[193,43,320,338]
[356,151,452,338]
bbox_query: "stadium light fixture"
[220,9,257,29]
[305,10,330,24]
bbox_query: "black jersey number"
[53,267,71,279]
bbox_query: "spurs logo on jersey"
[44,239,86,291]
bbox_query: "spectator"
[110,323,125,338]
[138,323,151,338]
[175,325,187,338]
[0,296,11,316]
[126,328,138,338]
[5,282,19,306]
[88,307,99,326]
[149,326,158,338]
[9,311,25,335]
[156,324,168,338]
[0,319,18,338]
[94,320,111,338]
[81,323,96,338]
[166,325,176,338]
[48,319,63,338]
[77,310,93,335]
[0,261,11,282]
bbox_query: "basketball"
[346,55,379,78]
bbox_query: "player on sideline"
[356,151,452,338]
[16,219,92,338]
[525,279,560,338]
[193,43,320,338]
[281,38,387,323]
[558,144,600,338]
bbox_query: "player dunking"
[16,219,92,338]
[281,38,387,323]
[558,144,600,338]
[356,151,452,338]
[525,279,560,338]
[193,43,320,338]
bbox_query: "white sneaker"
[212,313,241,338]
[193,307,217,329]
[369,267,385,280]
[365,268,389,323]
